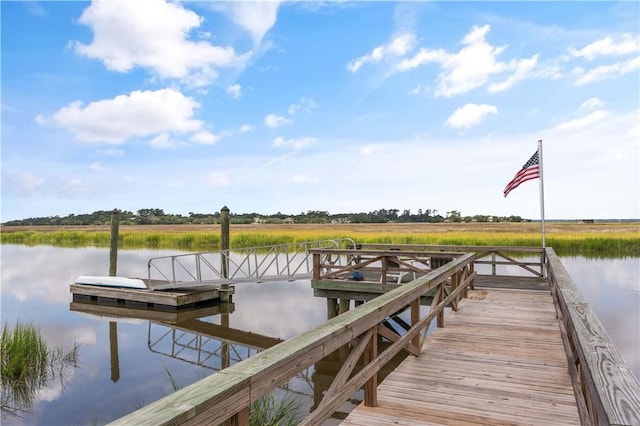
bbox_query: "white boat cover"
[74,276,147,289]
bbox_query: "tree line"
[2,208,526,226]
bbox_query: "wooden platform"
[341,288,581,425]
[69,301,234,324]
[69,283,233,309]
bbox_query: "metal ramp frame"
[146,238,356,290]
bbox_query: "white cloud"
[220,1,281,45]
[190,130,221,145]
[227,84,242,99]
[68,178,86,192]
[410,84,428,95]
[273,136,317,150]
[347,33,416,73]
[149,133,179,149]
[580,97,604,111]
[239,124,253,133]
[6,173,45,194]
[288,97,317,115]
[97,147,124,157]
[170,179,184,188]
[488,55,538,93]
[569,34,639,60]
[360,144,381,156]
[264,113,292,128]
[73,0,249,87]
[291,174,317,184]
[551,110,610,132]
[89,162,108,171]
[45,89,202,144]
[205,171,230,188]
[574,56,640,85]
[396,25,537,97]
[445,103,498,129]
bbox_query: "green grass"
[249,391,302,426]
[1,321,79,418]
[1,228,638,257]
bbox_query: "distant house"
[581,219,594,224]
[283,217,295,224]
[253,216,263,224]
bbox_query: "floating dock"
[70,282,234,309]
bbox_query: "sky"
[1,1,639,222]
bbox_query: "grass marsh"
[1,222,638,257]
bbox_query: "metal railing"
[146,238,356,289]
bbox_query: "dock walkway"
[342,287,581,425]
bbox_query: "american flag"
[503,150,540,197]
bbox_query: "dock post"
[339,298,350,315]
[220,206,230,302]
[327,298,338,319]
[109,209,121,382]
[109,209,120,277]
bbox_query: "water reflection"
[1,244,638,425]
[561,256,640,378]
[0,322,80,420]
[1,245,330,425]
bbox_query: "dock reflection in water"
[69,292,409,423]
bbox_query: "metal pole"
[538,140,546,249]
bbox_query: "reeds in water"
[1,321,79,418]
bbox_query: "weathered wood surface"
[108,253,476,426]
[475,274,548,290]
[353,243,545,254]
[342,288,581,425]
[546,248,640,425]
[69,283,225,307]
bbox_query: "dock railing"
[351,243,545,278]
[109,252,476,426]
[110,244,640,426]
[146,238,355,289]
[546,247,640,425]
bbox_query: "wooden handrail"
[546,247,640,425]
[109,253,476,426]
[352,243,545,253]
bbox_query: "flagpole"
[538,139,546,249]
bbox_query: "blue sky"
[2,1,639,222]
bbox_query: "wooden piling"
[108,210,121,384]
[220,206,230,302]
[109,209,120,277]
[220,206,230,277]
[338,299,350,315]
[327,298,338,319]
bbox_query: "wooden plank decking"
[69,282,233,308]
[341,287,581,425]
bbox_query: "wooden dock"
[341,287,581,425]
[108,245,640,426]
[70,282,234,309]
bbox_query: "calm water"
[1,245,638,425]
